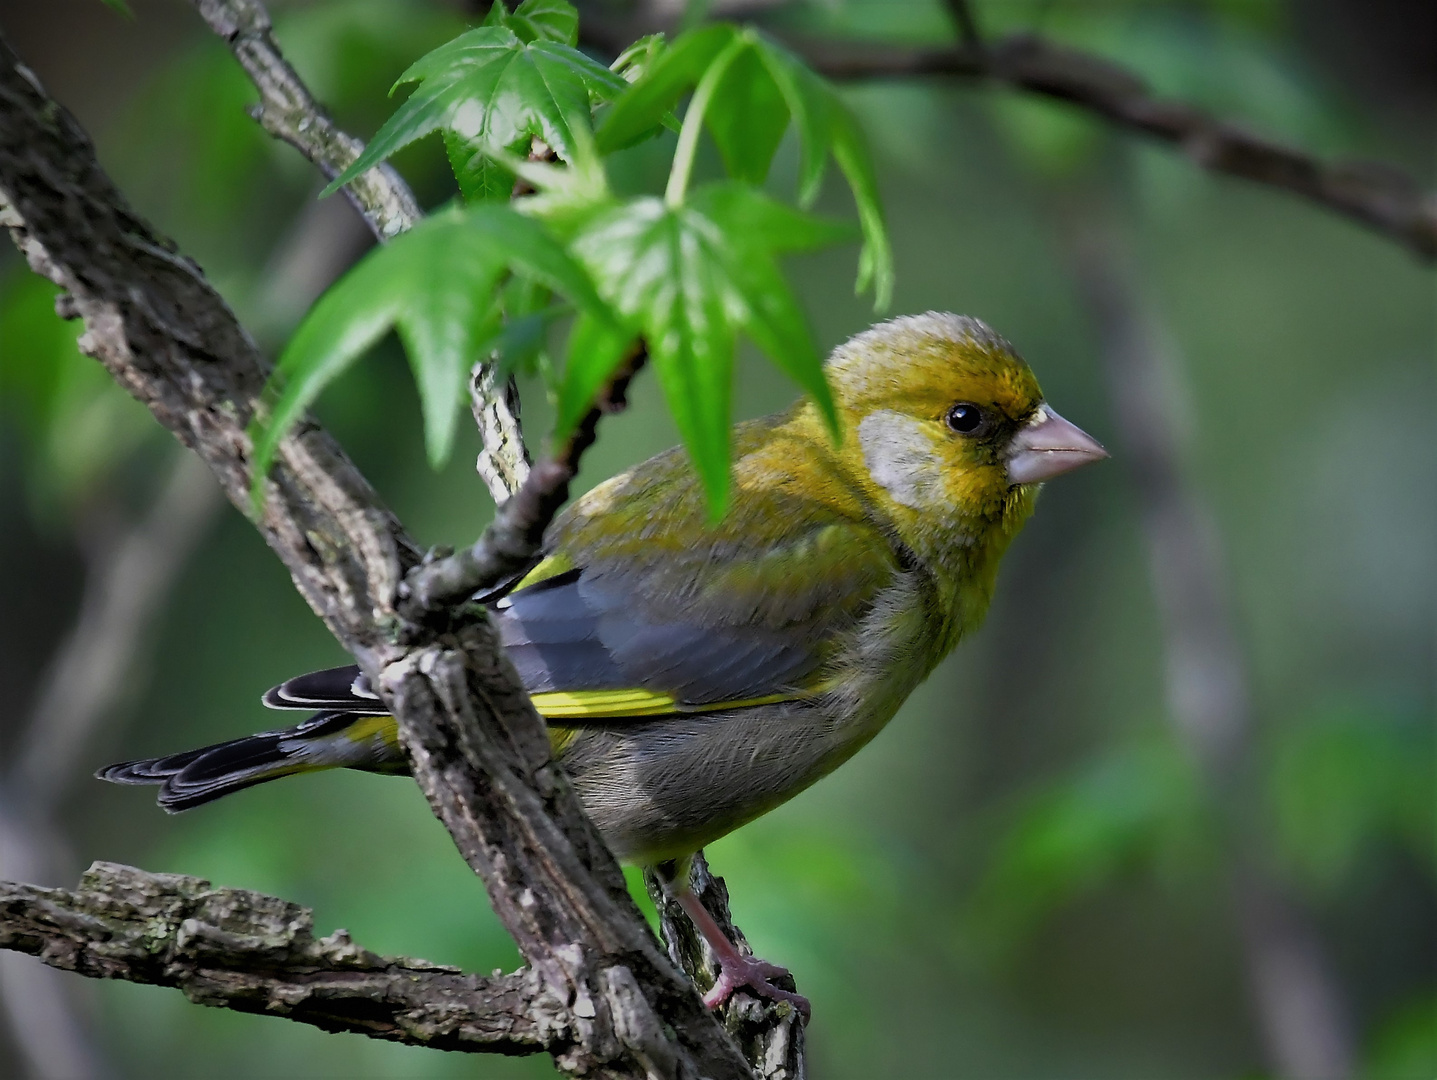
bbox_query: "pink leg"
[672,887,811,1021]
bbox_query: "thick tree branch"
[0,862,559,1055]
[578,7,1436,259]
[0,31,755,1079]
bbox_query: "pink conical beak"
[1005,406,1109,485]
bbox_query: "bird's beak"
[1005,406,1109,485]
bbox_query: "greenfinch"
[100,312,1106,1013]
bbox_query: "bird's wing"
[493,552,869,721]
[265,425,899,725]
[507,434,899,722]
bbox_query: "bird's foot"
[703,954,811,1021]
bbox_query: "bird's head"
[823,312,1107,542]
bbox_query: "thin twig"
[402,347,648,615]
[190,0,420,240]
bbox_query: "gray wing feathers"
[262,569,824,723]
[497,571,821,707]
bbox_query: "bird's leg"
[656,857,811,1021]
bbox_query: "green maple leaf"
[249,204,616,503]
[325,1,626,204]
[566,184,850,517]
[597,24,893,309]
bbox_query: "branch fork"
[0,12,773,1076]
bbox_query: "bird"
[98,312,1107,1017]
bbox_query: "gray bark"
[0,863,558,1055]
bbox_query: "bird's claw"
[703,954,811,1021]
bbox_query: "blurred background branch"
[1068,219,1356,1080]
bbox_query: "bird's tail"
[96,710,406,813]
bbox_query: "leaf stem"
[665,35,748,208]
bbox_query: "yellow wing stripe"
[505,558,812,721]
[532,688,677,718]
[513,551,576,592]
[341,691,805,764]
[333,690,802,751]
[341,714,404,749]
[531,688,800,720]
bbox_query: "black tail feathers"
[96,710,370,813]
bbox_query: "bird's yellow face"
[825,313,1105,534]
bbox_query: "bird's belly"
[557,699,876,865]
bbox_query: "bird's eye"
[945,402,987,436]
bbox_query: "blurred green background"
[0,1,1431,1077]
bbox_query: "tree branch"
[401,346,648,615]
[0,862,559,1055]
[820,34,1434,257]
[190,0,420,241]
[819,33,1437,258]
[0,30,756,1078]
[645,855,805,1080]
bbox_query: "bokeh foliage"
[1,0,1431,1077]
